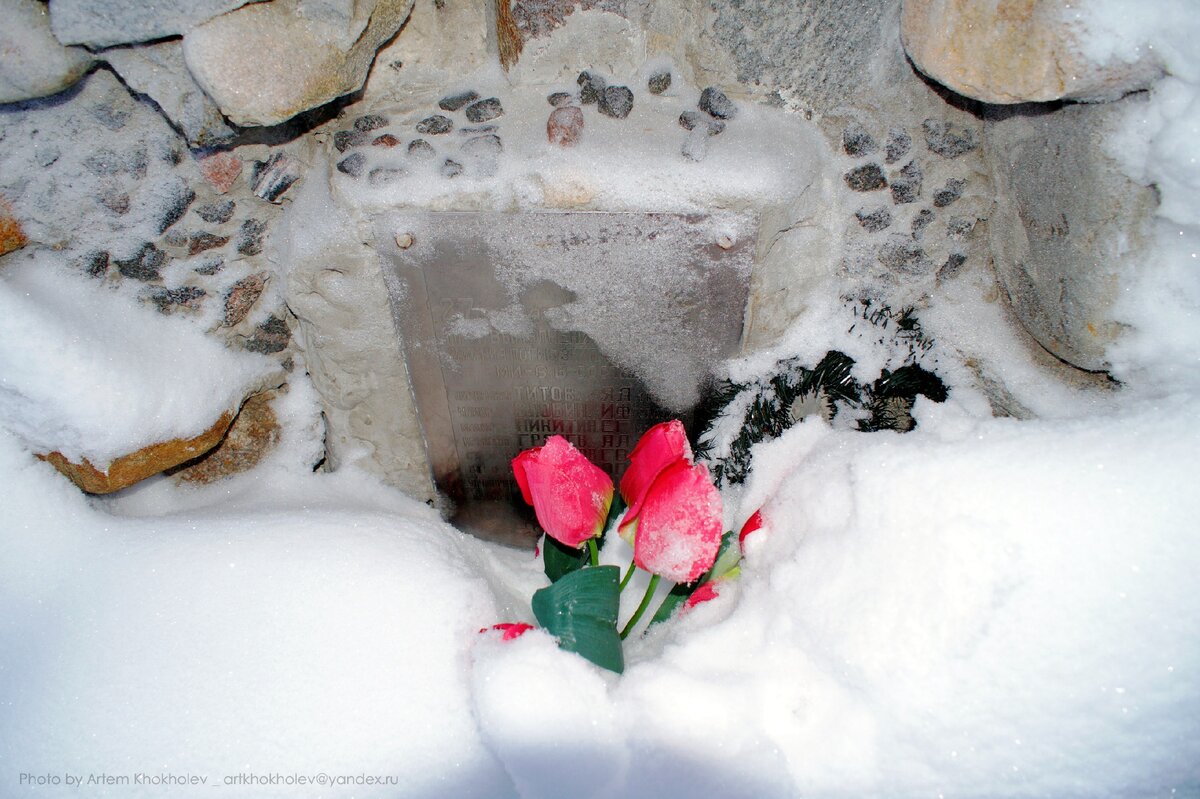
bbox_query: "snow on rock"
[0,251,277,469]
[0,0,94,104]
[182,0,416,127]
[48,0,259,48]
[103,40,236,149]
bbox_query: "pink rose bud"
[619,420,692,537]
[738,510,765,545]
[633,460,723,584]
[512,435,613,549]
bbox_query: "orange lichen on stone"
[0,197,28,257]
[173,391,281,484]
[41,411,235,494]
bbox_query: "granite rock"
[354,114,389,131]
[337,152,367,177]
[41,410,236,494]
[464,97,504,123]
[237,219,266,256]
[439,90,480,112]
[885,127,912,164]
[103,40,235,147]
[334,130,368,152]
[0,0,94,104]
[0,197,28,257]
[577,71,606,105]
[223,273,267,327]
[845,164,887,192]
[901,0,1161,104]
[250,152,302,202]
[598,86,634,119]
[416,115,453,135]
[50,0,256,47]
[984,98,1158,370]
[699,86,737,120]
[196,151,243,194]
[114,243,168,281]
[182,0,417,127]
[195,199,236,224]
[842,122,877,157]
[547,106,584,147]
[173,390,282,484]
[890,160,922,204]
[923,119,978,159]
[855,206,893,233]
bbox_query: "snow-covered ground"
[3,4,1200,798]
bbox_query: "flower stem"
[618,560,637,592]
[587,537,599,568]
[620,574,660,640]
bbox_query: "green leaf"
[532,565,624,673]
[648,580,694,627]
[706,530,741,582]
[542,534,589,582]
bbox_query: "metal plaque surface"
[377,211,755,541]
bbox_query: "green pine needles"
[697,299,949,486]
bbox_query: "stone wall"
[0,0,1159,497]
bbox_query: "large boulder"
[41,410,235,494]
[183,0,417,127]
[901,0,1160,104]
[984,98,1159,371]
[48,0,257,48]
[0,0,94,104]
[103,41,236,148]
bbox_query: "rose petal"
[633,460,723,583]
[494,622,534,641]
[620,420,692,521]
[738,509,765,545]
[511,448,537,505]
[685,580,721,609]
[512,435,613,548]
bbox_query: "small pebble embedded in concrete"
[577,71,606,105]
[548,106,584,147]
[439,90,479,112]
[408,139,436,159]
[465,98,503,123]
[416,115,453,135]
[648,71,671,95]
[699,86,737,120]
[598,86,634,119]
[337,152,366,177]
[842,122,877,157]
[353,114,389,132]
[845,163,887,192]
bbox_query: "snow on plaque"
[377,212,754,538]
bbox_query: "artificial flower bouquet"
[483,420,764,673]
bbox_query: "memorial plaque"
[377,212,755,542]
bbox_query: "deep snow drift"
[3,3,1200,798]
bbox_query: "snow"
[3,5,1200,798]
[0,251,276,466]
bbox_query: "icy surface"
[0,252,274,466]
